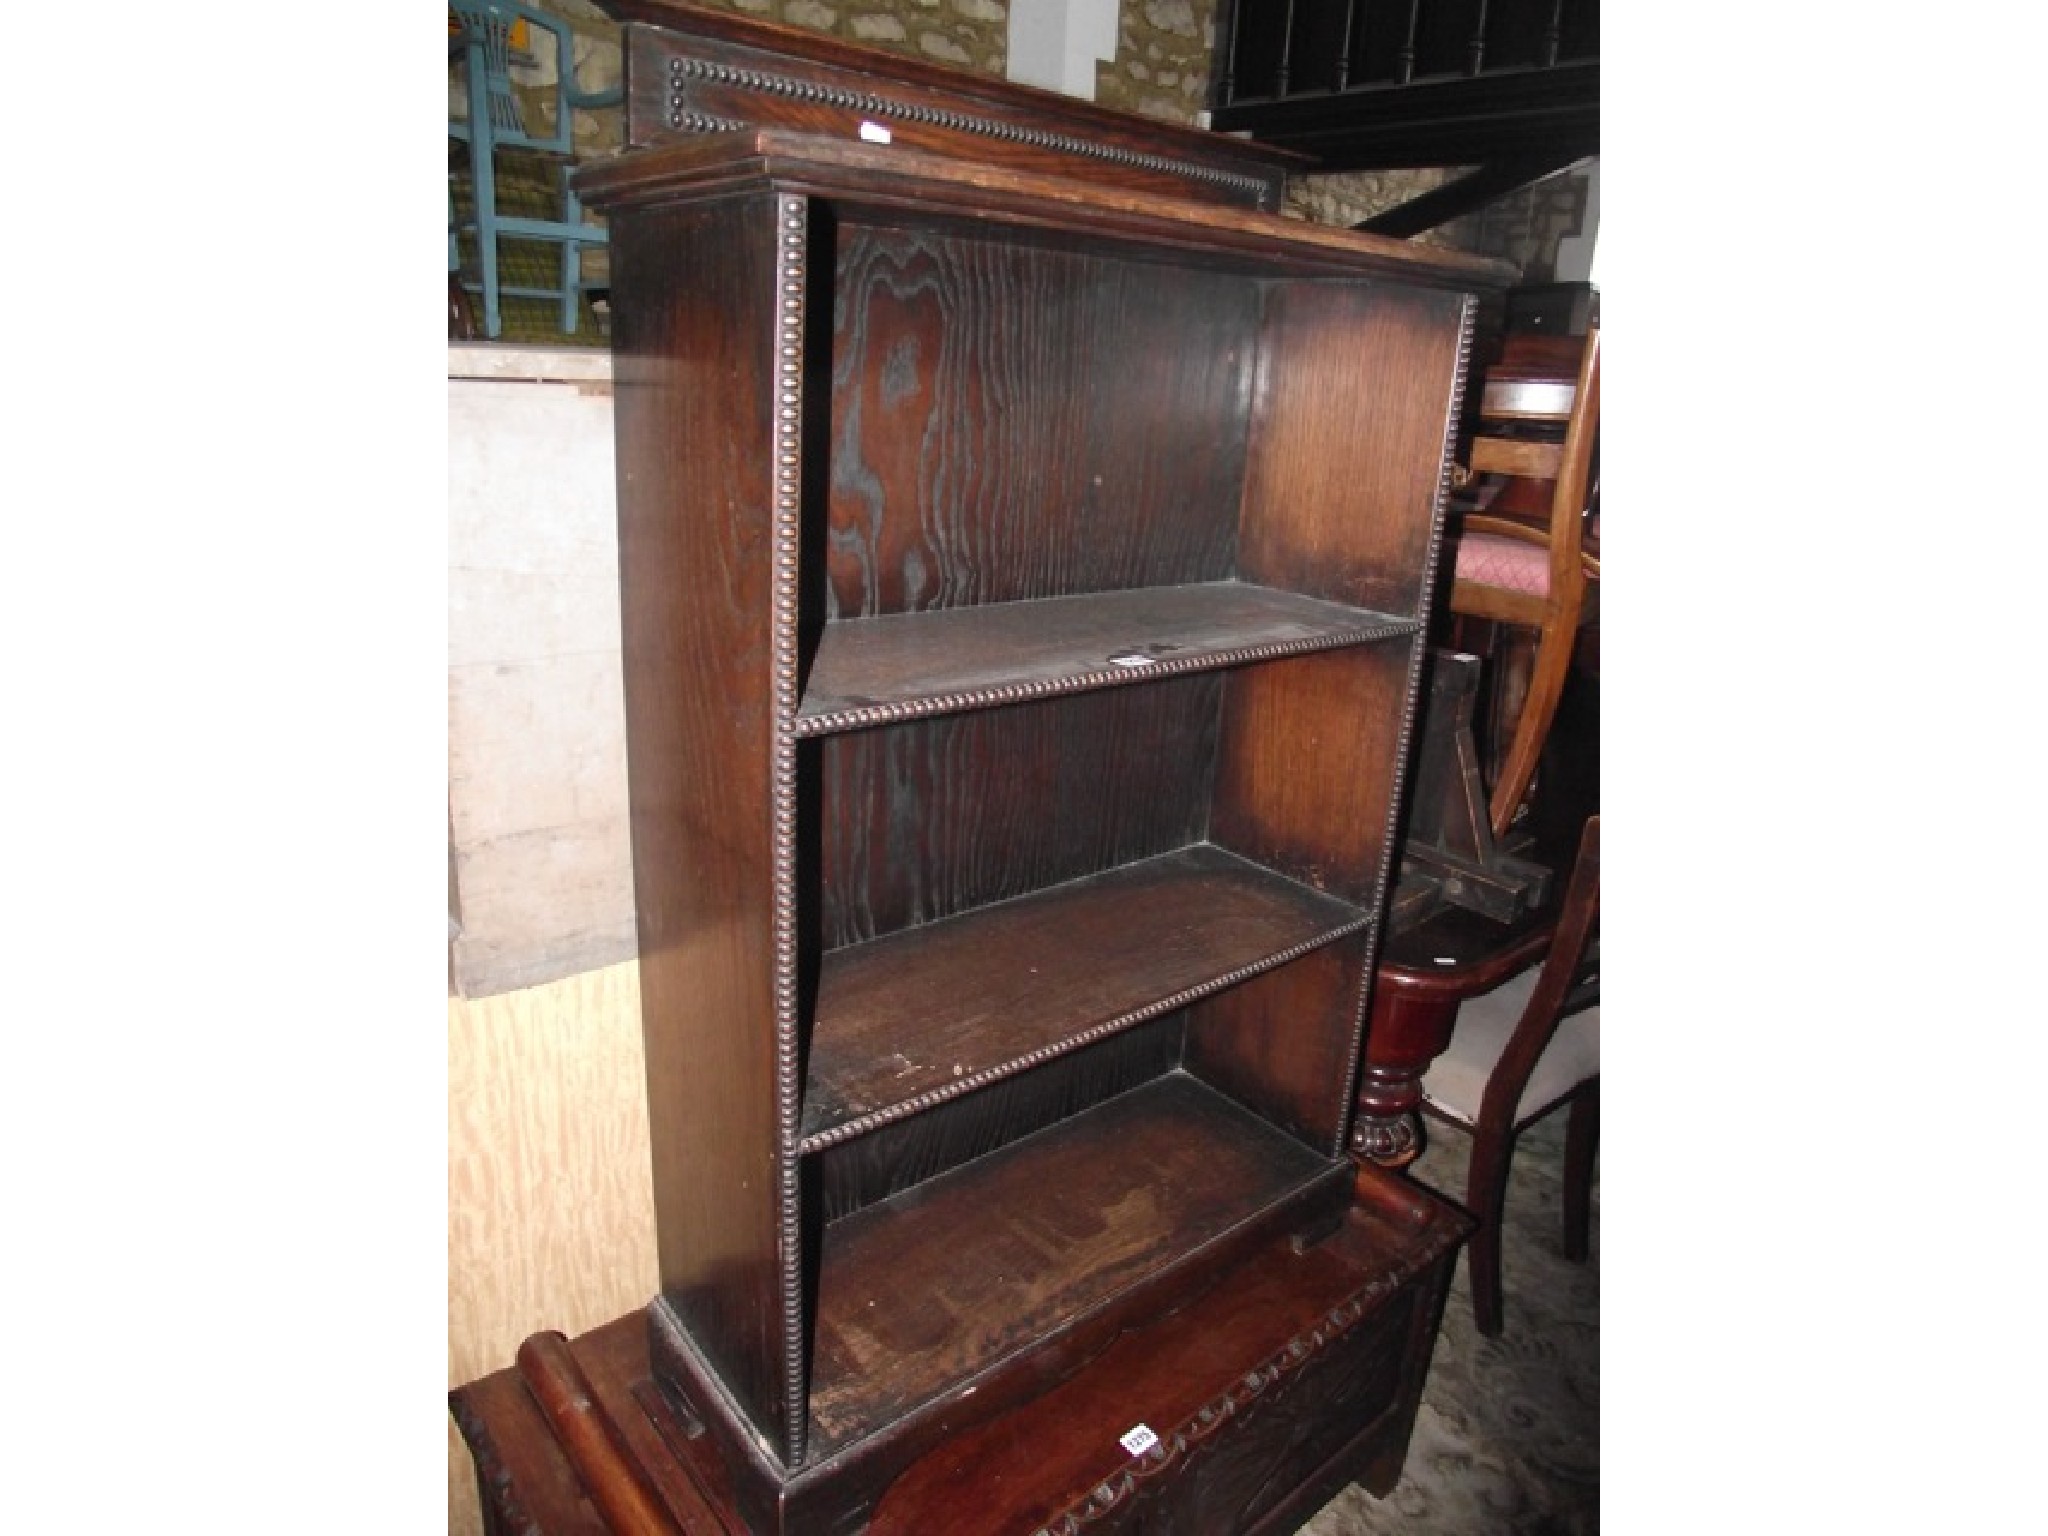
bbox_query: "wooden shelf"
[798,844,1372,1149]
[795,580,1419,736]
[806,1070,1334,1455]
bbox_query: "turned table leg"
[1350,984,1463,1169]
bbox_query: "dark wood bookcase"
[574,9,1512,1531]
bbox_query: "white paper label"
[858,120,893,144]
[1119,1423,1159,1456]
[1108,652,1157,669]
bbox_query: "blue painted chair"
[448,0,621,338]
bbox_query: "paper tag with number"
[1119,1423,1159,1456]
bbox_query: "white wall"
[1007,0,1120,98]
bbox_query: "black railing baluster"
[1397,0,1420,83]
[1468,0,1491,74]
[1275,0,1301,96]
[1213,0,1241,105]
[1335,0,1361,89]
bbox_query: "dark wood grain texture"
[1211,645,1416,905]
[1239,281,1470,619]
[816,678,1220,948]
[575,130,1517,293]
[798,582,1417,731]
[802,845,1369,1146]
[814,1017,1185,1221]
[1185,937,1370,1153]
[809,1072,1337,1454]
[824,226,1253,618]
[565,23,1504,1528]
[608,2,1301,208]
[608,193,793,1453]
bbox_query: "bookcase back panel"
[825,225,1257,617]
[816,677,1221,947]
[608,195,796,1438]
[813,1015,1185,1221]
[1239,282,1468,618]
[1210,645,1417,905]
[1183,939,1368,1152]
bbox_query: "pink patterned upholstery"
[1454,532,1550,596]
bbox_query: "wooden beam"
[1357,149,1584,237]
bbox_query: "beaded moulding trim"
[665,55,1272,204]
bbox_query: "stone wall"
[499,0,1226,132]
[1094,0,1217,125]
[1287,160,1596,279]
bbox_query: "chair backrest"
[1464,325,1601,604]
[450,0,581,155]
[1475,813,1600,1133]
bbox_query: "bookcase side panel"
[1203,647,1416,1155]
[825,227,1256,617]
[1183,938,1369,1149]
[609,194,794,1448]
[1209,646,1415,907]
[1236,281,1469,619]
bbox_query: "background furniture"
[448,0,621,338]
[502,6,1514,1531]
[1354,646,1596,1168]
[1447,322,1600,839]
[1421,814,1599,1335]
[1388,648,1551,930]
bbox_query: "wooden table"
[1350,897,1559,1167]
[452,1165,1471,1535]
[1350,643,1597,1170]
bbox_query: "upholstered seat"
[1423,967,1599,1125]
[1453,531,1554,596]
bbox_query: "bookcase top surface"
[577,127,1517,290]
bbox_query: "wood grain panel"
[609,193,791,1444]
[814,1017,1184,1220]
[817,676,1219,946]
[808,1073,1329,1454]
[1184,938,1370,1151]
[1470,435,1565,478]
[448,959,660,1536]
[1238,281,1468,618]
[1210,645,1418,904]
[802,845,1369,1145]
[797,580,1416,732]
[617,9,1297,207]
[825,225,1256,616]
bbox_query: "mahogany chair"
[1420,814,1599,1336]
[1448,325,1601,840]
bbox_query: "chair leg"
[1463,1123,1515,1337]
[464,58,503,339]
[1487,619,1576,842]
[1562,1085,1598,1263]
[560,178,585,336]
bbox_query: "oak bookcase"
[573,9,1511,1530]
